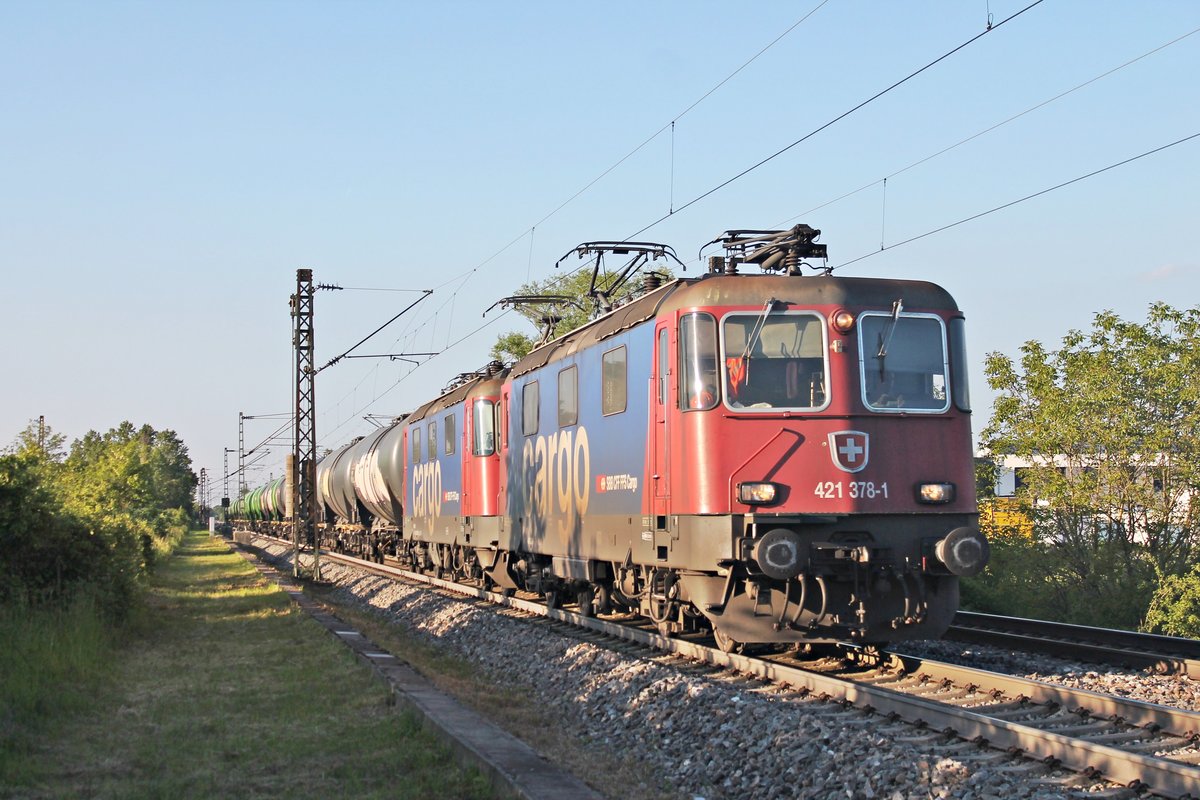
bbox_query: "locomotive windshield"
[721,313,828,410]
[859,313,950,412]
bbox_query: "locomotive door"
[652,325,671,516]
[497,387,509,515]
[461,405,472,511]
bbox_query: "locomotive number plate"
[813,481,889,500]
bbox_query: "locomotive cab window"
[858,312,950,413]
[558,366,578,427]
[444,413,455,455]
[411,428,421,463]
[721,312,828,410]
[428,422,437,459]
[473,399,496,456]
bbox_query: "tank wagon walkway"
[8,531,589,799]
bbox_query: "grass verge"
[308,583,670,800]
[0,595,114,780]
[1,531,495,800]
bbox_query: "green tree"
[976,303,1200,628]
[63,423,196,553]
[490,266,674,363]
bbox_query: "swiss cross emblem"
[828,431,869,473]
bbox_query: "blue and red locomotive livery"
[234,226,988,648]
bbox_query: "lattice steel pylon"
[291,268,320,580]
[238,412,246,497]
[198,468,208,522]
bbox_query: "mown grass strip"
[1,531,495,799]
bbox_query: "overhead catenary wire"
[320,310,513,442]
[832,131,1200,271]
[776,24,1200,227]
[412,2,831,297]
[318,289,433,373]
[623,0,1047,241]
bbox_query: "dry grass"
[1,532,495,800]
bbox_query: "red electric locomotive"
[491,226,986,648]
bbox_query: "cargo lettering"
[412,460,443,519]
[522,426,590,522]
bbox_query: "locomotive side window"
[680,313,718,411]
[411,427,421,463]
[498,397,507,450]
[523,381,539,436]
[473,399,496,456]
[444,413,455,455]
[721,313,827,410]
[948,317,971,413]
[428,422,437,459]
[602,346,627,415]
[558,366,578,427]
[859,312,950,413]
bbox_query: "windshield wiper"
[875,299,903,359]
[875,298,903,379]
[741,297,779,360]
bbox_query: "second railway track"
[948,611,1200,680]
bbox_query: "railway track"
[948,611,1200,680]
[245,534,1200,799]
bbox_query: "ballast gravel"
[253,541,1156,799]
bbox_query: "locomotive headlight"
[738,482,779,505]
[917,482,956,504]
[831,309,855,334]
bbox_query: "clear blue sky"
[3,1,1198,497]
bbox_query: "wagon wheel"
[544,589,561,610]
[451,546,469,581]
[576,585,596,618]
[593,583,611,616]
[577,583,611,618]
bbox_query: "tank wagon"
[234,226,988,649]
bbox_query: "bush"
[1144,566,1200,636]
[963,525,1155,630]
[0,455,109,607]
